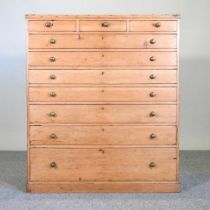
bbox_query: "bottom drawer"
[29,147,177,182]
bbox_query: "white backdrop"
[0,0,209,150]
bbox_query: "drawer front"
[28,51,177,66]
[79,20,126,31]
[29,105,176,124]
[29,70,177,84]
[28,20,76,32]
[29,87,176,102]
[130,21,177,32]
[29,34,177,49]
[30,147,177,181]
[30,125,176,145]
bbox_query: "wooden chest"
[26,14,180,192]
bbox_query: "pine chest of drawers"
[26,14,180,193]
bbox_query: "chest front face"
[26,14,180,193]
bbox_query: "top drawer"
[79,20,127,32]
[130,21,177,32]
[28,20,76,32]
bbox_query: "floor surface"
[0,151,210,210]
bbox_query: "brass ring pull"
[49,57,56,62]
[50,91,57,97]
[153,22,161,28]
[150,38,156,44]
[50,162,57,168]
[101,22,110,27]
[49,74,56,80]
[149,92,156,97]
[50,112,57,117]
[149,162,156,168]
[50,133,57,139]
[150,56,156,62]
[49,39,56,44]
[149,111,156,117]
[149,74,156,80]
[150,133,156,139]
[45,22,53,28]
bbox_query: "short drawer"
[29,34,177,49]
[28,20,76,32]
[30,125,177,145]
[29,87,176,102]
[130,21,177,32]
[29,104,176,124]
[29,147,177,181]
[79,20,126,31]
[28,51,177,67]
[29,69,177,84]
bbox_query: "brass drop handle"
[45,21,53,28]
[149,92,156,97]
[50,162,57,168]
[50,91,57,97]
[149,111,156,117]
[149,162,156,168]
[49,39,56,44]
[150,56,156,62]
[50,112,57,117]
[101,22,110,27]
[150,133,157,139]
[50,133,57,139]
[153,22,161,28]
[150,38,156,44]
[149,74,156,80]
[49,74,56,80]
[49,57,56,62]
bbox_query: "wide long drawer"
[29,147,177,181]
[28,51,177,67]
[29,87,176,102]
[29,105,176,124]
[30,125,176,145]
[29,34,177,49]
[29,69,177,84]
